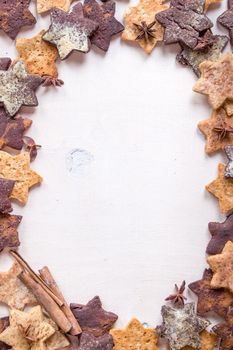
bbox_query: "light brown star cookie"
[193,54,233,110]
[207,241,233,292]
[16,30,59,78]
[206,163,233,213]
[0,262,36,310]
[122,0,167,54]
[205,0,222,11]
[0,151,42,205]
[198,108,233,154]
[110,318,158,350]
[0,306,55,350]
[37,0,73,14]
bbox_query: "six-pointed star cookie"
[16,30,59,79]
[0,108,32,151]
[0,61,42,117]
[207,212,233,254]
[37,0,74,14]
[83,0,124,52]
[0,214,22,252]
[121,0,167,54]
[110,318,158,350]
[225,145,233,178]
[0,0,36,40]
[155,0,213,49]
[0,151,42,205]
[177,34,228,77]
[198,108,233,154]
[71,296,118,337]
[0,262,36,309]
[189,269,233,318]
[159,303,210,350]
[43,4,98,60]
[213,307,233,350]
[218,4,233,45]
[208,241,233,292]
[206,163,233,213]
[0,306,55,350]
[193,54,233,110]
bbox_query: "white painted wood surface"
[0,0,229,328]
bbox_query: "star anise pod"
[133,21,156,42]
[165,280,187,307]
[42,75,64,87]
[213,120,233,141]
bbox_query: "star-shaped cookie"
[71,296,118,337]
[207,241,233,292]
[218,5,233,46]
[0,151,42,205]
[225,145,233,178]
[0,0,36,40]
[16,30,59,79]
[206,163,233,213]
[207,213,233,254]
[0,108,32,151]
[0,61,42,117]
[0,262,36,310]
[159,303,210,350]
[121,0,167,54]
[43,4,98,60]
[155,0,213,49]
[0,214,22,252]
[177,35,228,77]
[83,0,124,52]
[193,54,233,110]
[198,108,233,154]
[189,269,233,318]
[212,307,233,350]
[37,0,74,14]
[0,306,55,350]
[110,318,158,350]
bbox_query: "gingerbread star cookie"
[0,262,36,310]
[206,163,233,213]
[213,307,233,350]
[189,269,233,318]
[110,318,158,350]
[207,213,233,254]
[37,0,74,14]
[198,108,233,154]
[43,4,98,60]
[16,30,59,80]
[0,61,42,117]
[0,151,42,205]
[159,303,210,350]
[0,0,36,40]
[193,54,233,110]
[155,0,213,49]
[83,0,124,52]
[0,306,55,350]
[0,214,22,252]
[207,241,233,292]
[121,0,167,54]
[71,296,118,337]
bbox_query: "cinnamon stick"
[20,271,72,333]
[10,251,63,307]
[39,266,82,335]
